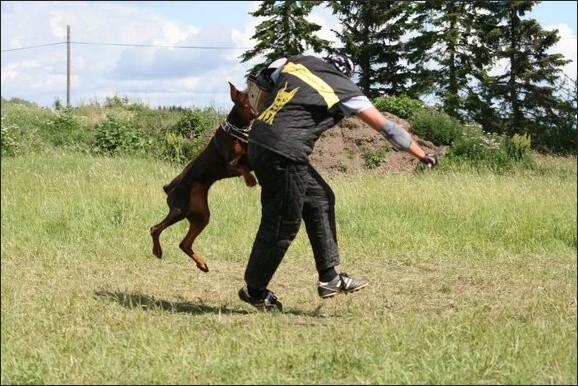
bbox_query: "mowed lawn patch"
[2,152,576,384]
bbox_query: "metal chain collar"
[220,120,253,143]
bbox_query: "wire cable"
[1,41,251,53]
[1,42,65,52]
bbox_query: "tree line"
[240,0,576,155]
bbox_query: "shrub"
[372,95,425,120]
[1,116,20,157]
[172,109,218,139]
[409,108,463,146]
[505,133,532,161]
[45,109,91,150]
[447,123,514,171]
[159,108,221,164]
[161,132,206,164]
[529,124,577,155]
[92,115,145,156]
[363,147,389,169]
[53,97,64,110]
[1,98,55,155]
[104,95,130,109]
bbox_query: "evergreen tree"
[240,0,331,76]
[404,1,488,120]
[474,1,574,152]
[536,73,578,154]
[329,1,411,98]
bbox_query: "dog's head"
[229,82,257,128]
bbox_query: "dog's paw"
[244,174,257,187]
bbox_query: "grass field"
[1,151,576,384]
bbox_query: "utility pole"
[67,24,71,107]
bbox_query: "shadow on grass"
[94,290,249,315]
[94,290,332,318]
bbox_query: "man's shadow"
[94,290,331,318]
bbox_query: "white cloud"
[1,1,254,109]
[307,3,340,49]
[1,1,576,110]
[543,23,577,81]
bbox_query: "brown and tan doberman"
[150,82,257,272]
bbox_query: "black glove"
[420,153,437,168]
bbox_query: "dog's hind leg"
[150,191,189,259]
[179,183,211,273]
[150,209,183,259]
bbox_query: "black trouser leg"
[302,164,340,272]
[245,144,305,290]
[245,144,341,290]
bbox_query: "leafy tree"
[240,0,331,75]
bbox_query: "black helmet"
[324,51,355,78]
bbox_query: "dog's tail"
[162,174,183,194]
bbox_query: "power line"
[1,42,65,52]
[72,41,251,49]
[1,41,251,53]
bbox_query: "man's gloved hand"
[420,153,438,168]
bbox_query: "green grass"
[1,151,576,384]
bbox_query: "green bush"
[45,109,92,150]
[363,147,389,169]
[161,132,208,164]
[1,97,549,175]
[372,95,425,120]
[529,124,577,155]
[505,133,532,161]
[447,123,515,171]
[1,116,19,157]
[92,115,145,156]
[129,107,182,141]
[1,98,55,155]
[410,108,463,146]
[160,108,221,164]
[104,95,131,109]
[172,109,219,139]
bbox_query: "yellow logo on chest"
[259,82,299,124]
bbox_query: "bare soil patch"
[309,112,438,176]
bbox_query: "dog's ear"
[229,82,240,102]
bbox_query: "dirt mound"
[309,112,438,175]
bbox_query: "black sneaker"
[317,273,368,298]
[238,286,283,312]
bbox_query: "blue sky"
[1,1,576,110]
[532,1,577,31]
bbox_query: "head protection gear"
[324,52,355,78]
[247,58,288,111]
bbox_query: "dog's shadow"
[94,290,249,315]
[94,290,330,318]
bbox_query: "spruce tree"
[404,1,487,120]
[474,0,573,152]
[329,1,411,98]
[240,0,331,76]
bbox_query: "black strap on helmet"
[324,51,355,78]
[248,67,275,93]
